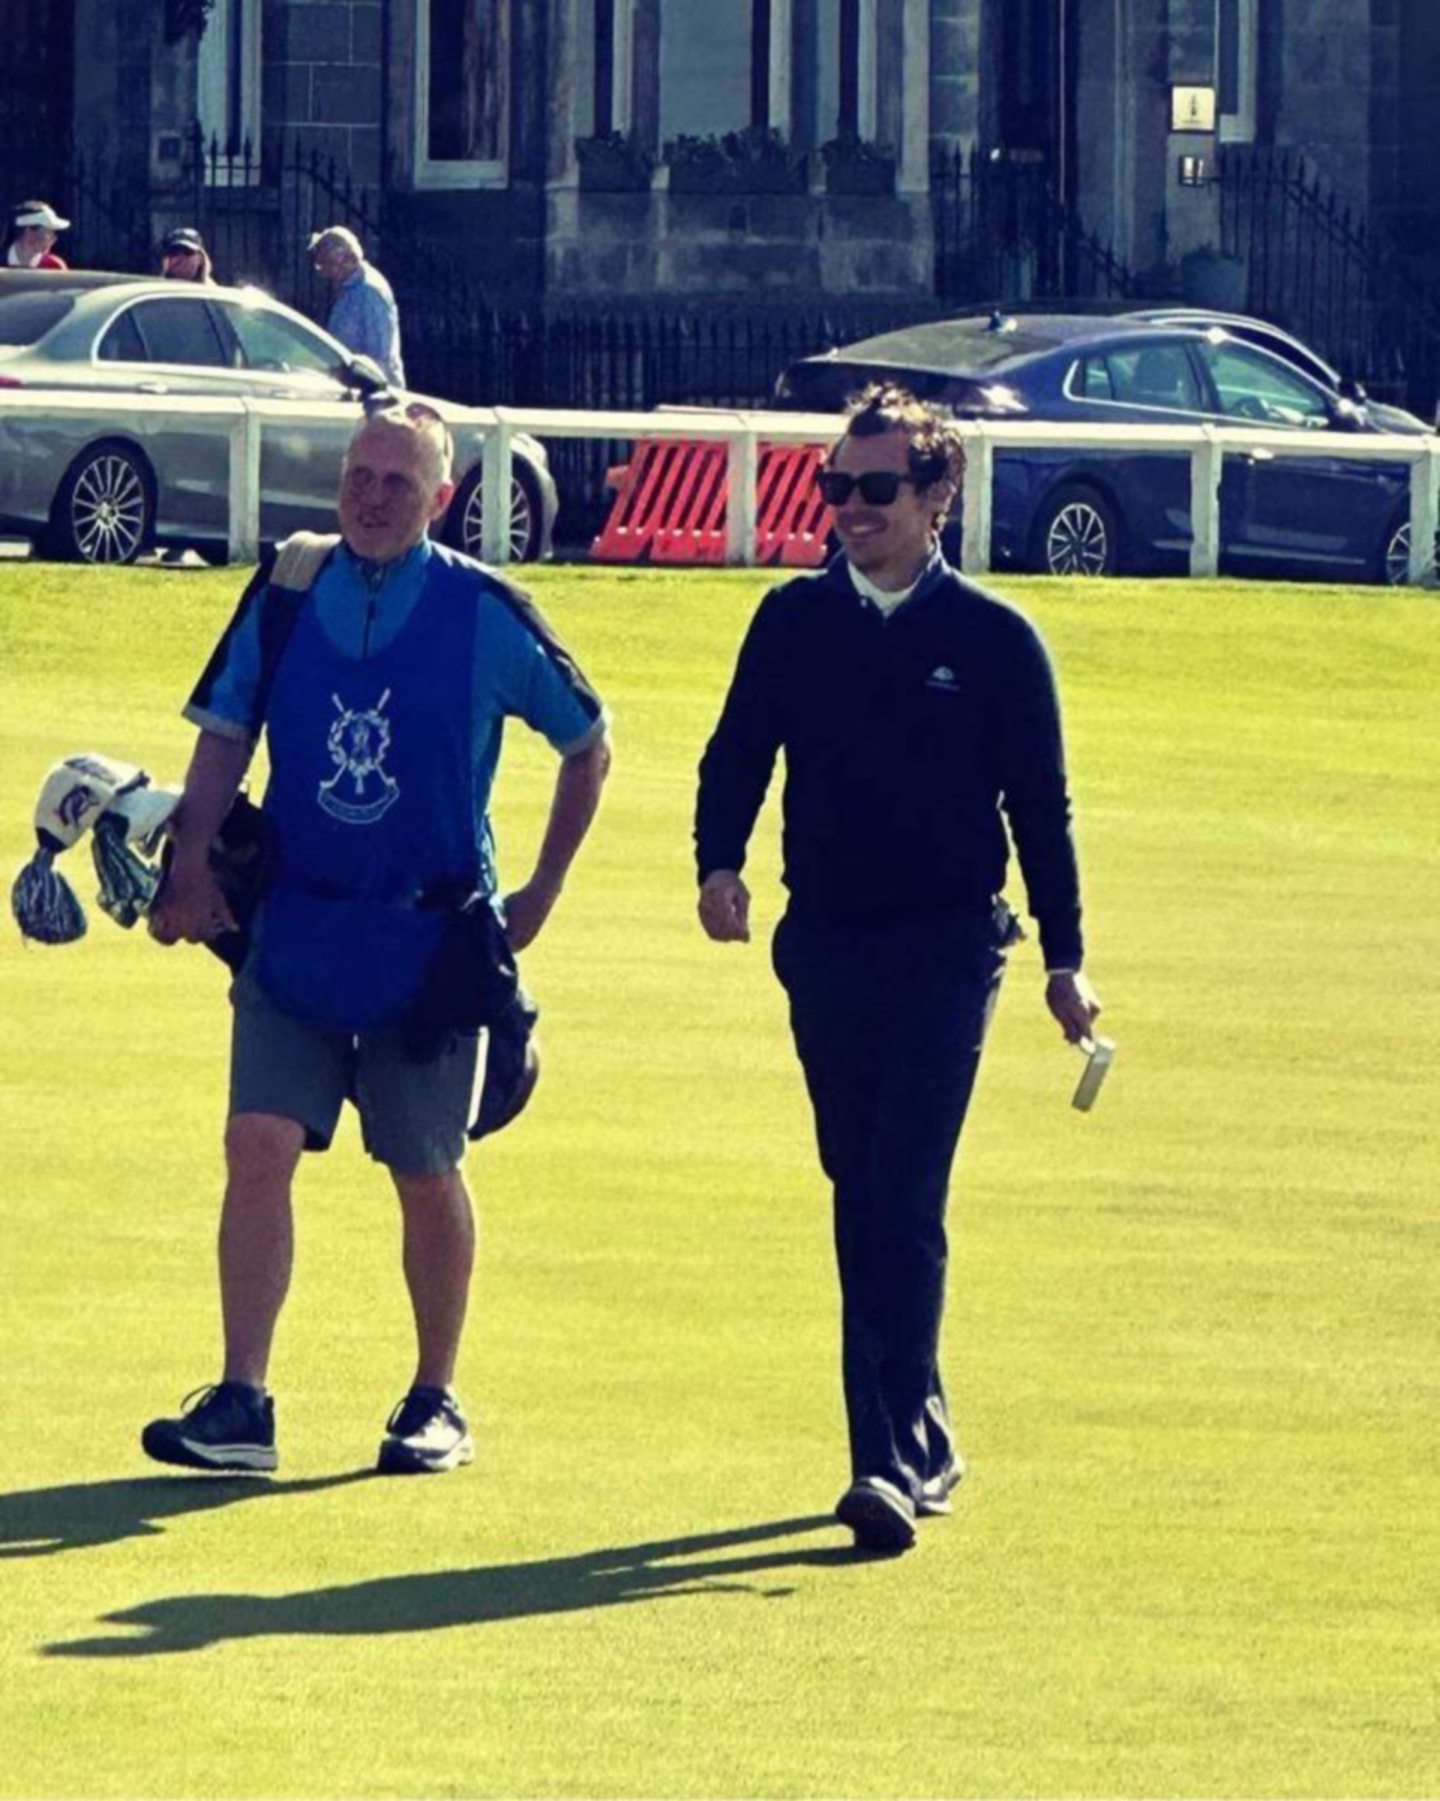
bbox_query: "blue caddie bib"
[254,551,481,1032]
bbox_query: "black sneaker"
[377,1385,474,1475]
[917,1455,966,1518]
[141,1382,277,1473]
[835,1476,917,1552]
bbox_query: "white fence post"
[1408,443,1440,587]
[228,407,261,565]
[726,426,759,566]
[960,425,992,577]
[481,415,514,566]
[1189,425,1223,579]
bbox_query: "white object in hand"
[1072,1036,1115,1112]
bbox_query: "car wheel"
[1032,484,1120,577]
[444,460,543,563]
[1381,518,1440,587]
[52,441,155,566]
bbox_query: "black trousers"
[773,907,1006,1501]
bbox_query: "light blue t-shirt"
[327,263,405,387]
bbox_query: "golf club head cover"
[10,844,87,944]
[13,753,180,945]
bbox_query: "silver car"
[0,271,557,564]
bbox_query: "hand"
[1045,970,1102,1045]
[501,875,561,953]
[148,859,238,946]
[698,870,751,943]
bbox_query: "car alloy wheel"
[449,465,541,563]
[57,444,153,565]
[1039,490,1116,577]
[1383,520,1439,587]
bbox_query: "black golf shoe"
[835,1475,917,1552]
[141,1381,277,1473]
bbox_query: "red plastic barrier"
[591,439,832,567]
[652,443,728,564]
[757,444,831,567]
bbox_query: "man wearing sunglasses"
[695,384,1100,1553]
[143,405,611,1479]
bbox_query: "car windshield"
[0,293,76,346]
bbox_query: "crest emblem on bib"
[319,689,400,824]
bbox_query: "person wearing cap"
[5,200,70,269]
[310,224,405,388]
[160,227,215,284]
[694,382,1101,1555]
[142,403,611,1479]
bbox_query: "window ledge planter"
[575,132,656,193]
[821,135,897,197]
[664,128,808,196]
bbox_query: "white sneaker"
[917,1456,966,1517]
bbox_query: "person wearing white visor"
[5,199,71,269]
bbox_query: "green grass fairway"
[1,560,1437,1799]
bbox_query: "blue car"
[776,313,1434,583]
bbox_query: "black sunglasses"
[815,469,920,507]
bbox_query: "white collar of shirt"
[6,245,38,268]
[846,548,938,616]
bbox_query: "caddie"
[144,403,611,1476]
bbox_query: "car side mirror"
[343,354,388,395]
[1338,375,1369,403]
[1328,397,1366,432]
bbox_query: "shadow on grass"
[0,1472,372,1557]
[46,1514,864,1656]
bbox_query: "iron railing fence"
[1217,147,1440,421]
[930,144,1138,306]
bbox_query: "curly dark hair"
[842,382,966,500]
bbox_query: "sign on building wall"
[1171,86,1217,133]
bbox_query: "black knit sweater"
[695,556,1085,970]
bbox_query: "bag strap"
[252,531,342,729]
[272,530,341,593]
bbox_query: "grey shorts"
[229,969,483,1175]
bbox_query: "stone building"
[2,0,1437,308]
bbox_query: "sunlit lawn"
[0,559,1436,1798]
